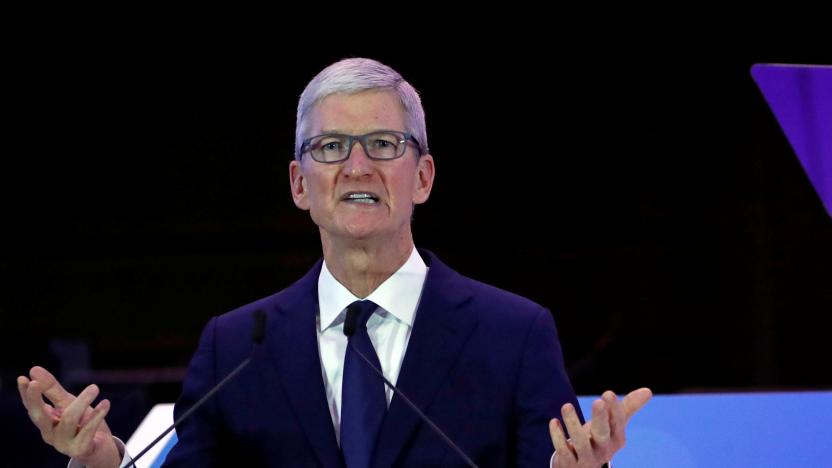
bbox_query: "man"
[19,58,651,467]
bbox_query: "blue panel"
[146,392,832,466]
[578,392,832,467]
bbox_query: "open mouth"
[342,192,380,204]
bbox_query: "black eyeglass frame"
[298,130,424,163]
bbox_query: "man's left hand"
[549,387,652,468]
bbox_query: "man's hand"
[549,387,652,468]
[17,366,121,468]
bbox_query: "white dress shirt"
[316,245,428,446]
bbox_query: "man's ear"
[289,159,310,210]
[412,154,435,205]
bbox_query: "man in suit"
[19,58,651,467]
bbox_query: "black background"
[2,22,830,465]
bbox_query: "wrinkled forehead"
[304,89,408,136]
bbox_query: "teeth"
[345,192,378,202]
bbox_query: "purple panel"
[752,64,832,218]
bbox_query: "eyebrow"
[317,129,399,136]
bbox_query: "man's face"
[289,90,434,245]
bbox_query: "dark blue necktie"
[341,300,386,468]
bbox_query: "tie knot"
[346,300,377,335]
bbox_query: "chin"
[341,224,386,241]
[320,214,409,244]
[334,213,386,236]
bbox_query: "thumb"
[623,387,652,422]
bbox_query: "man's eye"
[371,139,394,148]
[321,141,342,151]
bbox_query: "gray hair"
[294,58,428,159]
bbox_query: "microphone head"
[252,310,266,344]
[343,303,360,337]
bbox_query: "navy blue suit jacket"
[161,250,581,467]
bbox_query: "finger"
[17,376,32,410]
[77,404,110,436]
[590,398,611,444]
[548,418,576,464]
[623,387,653,423]
[561,403,591,462]
[20,378,60,422]
[78,404,97,427]
[72,399,110,458]
[25,381,59,445]
[29,366,74,408]
[603,391,626,445]
[55,384,100,441]
[24,380,58,428]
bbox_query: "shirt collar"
[318,246,428,332]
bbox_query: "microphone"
[124,309,266,468]
[343,305,479,468]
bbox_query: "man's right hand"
[18,366,121,468]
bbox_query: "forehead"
[308,90,407,135]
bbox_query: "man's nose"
[342,140,373,176]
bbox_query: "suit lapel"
[372,251,478,468]
[263,261,345,468]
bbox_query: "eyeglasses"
[299,130,423,163]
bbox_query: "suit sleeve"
[513,307,583,468]
[160,317,222,468]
